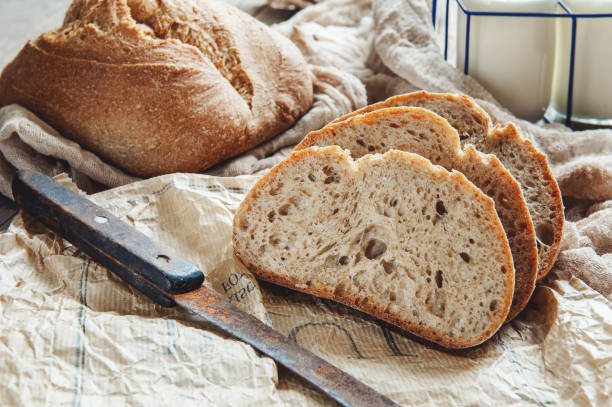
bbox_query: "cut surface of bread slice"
[297,107,537,321]
[233,146,514,348]
[331,91,564,280]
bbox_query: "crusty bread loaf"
[331,91,563,280]
[233,146,515,348]
[0,0,313,177]
[297,107,537,321]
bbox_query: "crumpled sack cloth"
[0,1,610,289]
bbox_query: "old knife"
[12,170,399,407]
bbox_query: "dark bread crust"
[0,0,313,177]
[233,146,515,349]
[329,91,563,281]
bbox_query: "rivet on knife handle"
[12,170,204,307]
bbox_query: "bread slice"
[233,146,515,348]
[297,107,537,321]
[330,91,563,280]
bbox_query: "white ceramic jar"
[550,0,612,124]
[456,0,558,121]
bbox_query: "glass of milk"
[550,0,612,126]
[456,0,558,121]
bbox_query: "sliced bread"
[233,146,515,348]
[330,91,563,280]
[296,107,537,321]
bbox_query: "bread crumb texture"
[330,91,563,280]
[233,146,515,348]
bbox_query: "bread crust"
[0,0,313,177]
[329,91,563,281]
[233,146,515,349]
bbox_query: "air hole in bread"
[389,291,397,301]
[269,235,280,246]
[308,173,316,182]
[435,270,444,288]
[490,300,498,312]
[536,223,554,246]
[389,123,400,129]
[389,198,398,207]
[278,204,291,216]
[469,238,475,244]
[436,201,447,215]
[322,166,340,184]
[432,215,440,226]
[382,260,396,274]
[356,139,366,147]
[334,283,346,297]
[365,239,387,259]
[269,183,282,195]
[332,208,339,215]
[316,243,335,256]
[460,252,470,263]
[339,256,349,265]
[267,210,275,223]
[239,219,249,231]
[368,146,375,152]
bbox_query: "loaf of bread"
[233,146,515,348]
[0,0,313,177]
[297,107,537,321]
[331,92,563,280]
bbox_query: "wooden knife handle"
[12,171,204,307]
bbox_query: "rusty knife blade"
[12,170,400,407]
